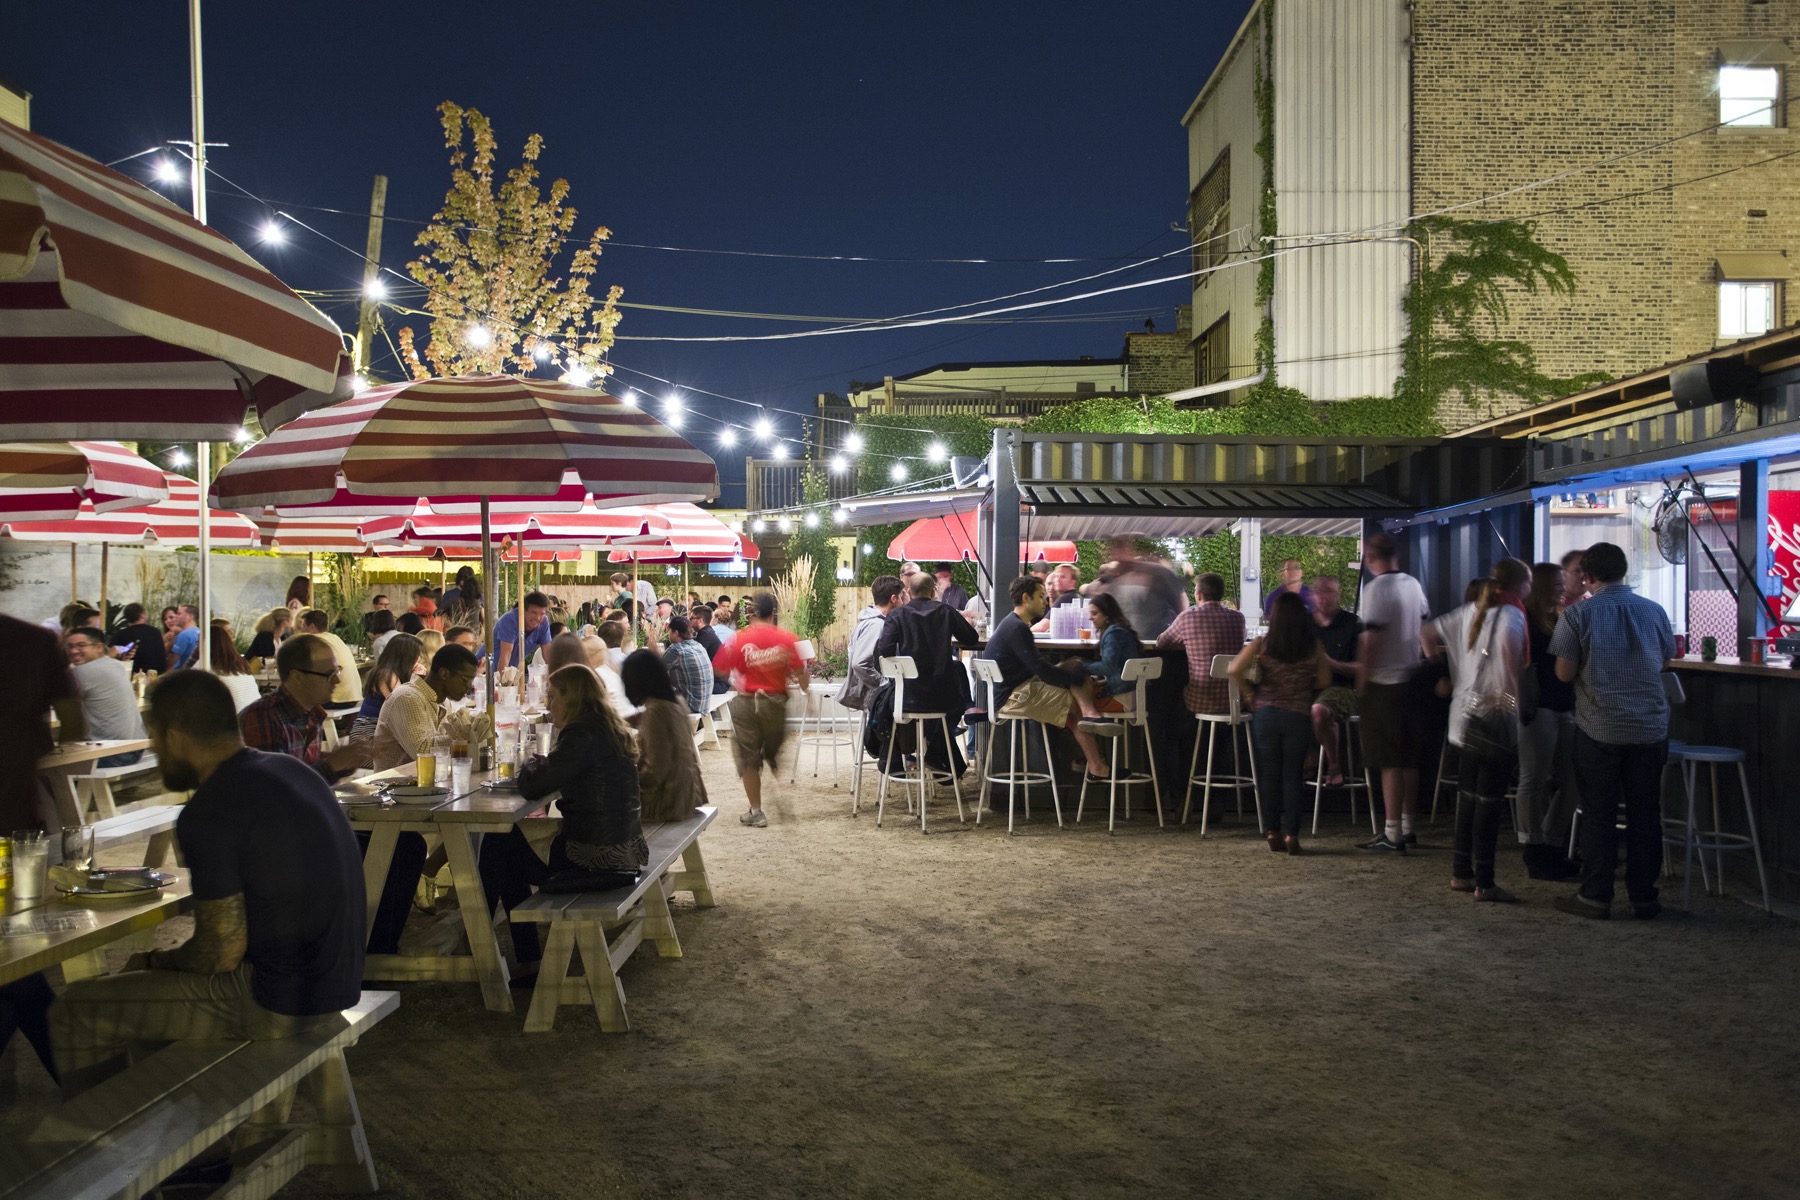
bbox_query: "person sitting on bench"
[478,664,648,975]
[50,671,367,1097]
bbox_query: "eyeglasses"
[294,665,343,680]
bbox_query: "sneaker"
[1449,876,1475,893]
[1364,835,1407,854]
[1474,885,1520,903]
[739,808,768,828]
[1553,894,1611,920]
[1403,831,1418,846]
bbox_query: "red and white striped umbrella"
[606,503,748,560]
[0,472,260,546]
[0,120,349,438]
[210,376,719,516]
[888,509,1076,564]
[607,532,760,564]
[252,509,366,554]
[357,499,666,548]
[0,440,169,522]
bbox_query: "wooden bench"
[513,806,717,1033]
[66,754,161,823]
[0,990,399,1200]
[87,804,185,869]
[693,689,734,749]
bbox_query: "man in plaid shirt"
[663,616,713,716]
[1157,573,1246,714]
[238,635,364,780]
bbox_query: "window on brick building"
[1719,65,1781,127]
[1719,279,1779,339]
[1194,314,1231,386]
[1189,149,1231,280]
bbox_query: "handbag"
[1457,611,1520,761]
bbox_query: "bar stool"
[1181,654,1257,834]
[790,680,854,788]
[971,657,1064,835]
[1076,658,1164,834]
[1669,744,1772,914]
[875,656,963,833]
[1310,714,1373,835]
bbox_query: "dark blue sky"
[5,1,1251,501]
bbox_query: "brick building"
[1183,0,1800,425]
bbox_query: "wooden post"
[98,543,109,627]
[69,544,78,602]
[353,175,388,375]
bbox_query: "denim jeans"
[1515,709,1578,846]
[95,749,143,770]
[353,829,427,957]
[1571,730,1668,906]
[1454,744,1517,889]
[1251,706,1311,838]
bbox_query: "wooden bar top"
[1667,655,1800,679]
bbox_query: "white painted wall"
[0,544,307,635]
[1273,0,1411,400]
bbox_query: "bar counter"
[1663,655,1799,903]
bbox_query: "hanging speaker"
[1670,359,1761,411]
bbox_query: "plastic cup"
[450,756,472,797]
[415,754,438,789]
[10,834,48,903]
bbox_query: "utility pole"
[189,0,212,672]
[354,174,388,375]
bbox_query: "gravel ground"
[5,750,1799,1199]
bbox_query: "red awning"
[887,509,1076,564]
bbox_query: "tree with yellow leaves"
[397,101,622,382]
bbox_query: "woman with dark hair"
[480,663,646,971]
[160,605,180,658]
[1514,561,1579,880]
[1230,591,1329,854]
[208,626,260,710]
[1428,557,1531,902]
[1081,592,1141,713]
[350,633,424,748]
[621,648,708,822]
[284,575,311,615]
[366,607,398,657]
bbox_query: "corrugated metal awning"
[1018,482,1411,520]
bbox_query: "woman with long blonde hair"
[478,663,645,974]
[1427,557,1531,902]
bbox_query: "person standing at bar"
[1516,563,1581,880]
[1549,542,1674,920]
[1357,533,1430,854]
[1309,575,1361,786]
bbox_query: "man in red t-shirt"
[711,593,807,827]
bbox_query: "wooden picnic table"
[37,738,154,840]
[0,868,191,987]
[344,767,555,1014]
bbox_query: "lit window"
[1720,66,1780,127]
[1719,280,1778,339]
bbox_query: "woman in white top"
[1426,557,1530,903]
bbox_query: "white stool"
[849,707,881,817]
[875,656,963,833]
[971,657,1064,835]
[1076,658,1164,834]
[1181,654,1257,834]
[790,680,854,787]
[1310,713,1374,835]
[1670,744,1772,914]
[1428,741,1460,825]
[694,689,732,749]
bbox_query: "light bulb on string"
[862,542,874,555]
[350,374,369,395]
[232,427,253,445]
[890,462,909,482]
[152,157,182,185]
[167,447,191,467]
[771,443,790,460]
[465,324,492,349]
[834,508,849,525]
[258,219,285,245]
[718,429,738,449]
[753,416,773,440]
[751,518,766,533]
[364,278,387,300]
[562,365,593,387]
[777,516,792,533]
[829,454,849,474]
[926,442,947,463]
[621,390,639,407]
[664,409,685,430]
[844,432,865,454]
[803,512,819,529]
[531,343,550,363]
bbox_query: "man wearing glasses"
[240,633,421,957]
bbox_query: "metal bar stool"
[1076,658,1165,834]
[1310,713,1374,835]
[875,656,964,833]
[971,657,1064,835]
[1181,654,1258,834]
[1670,744,1772,914]
[790,679,854,788]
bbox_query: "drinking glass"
[11,832,48,903]
[450,756,472,797]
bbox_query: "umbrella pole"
[481,497,496,707]
[516,546,526,704]
[632,553,641,641]
[99,543,109,630]
[197,442,211,670]
[69,545,77,603]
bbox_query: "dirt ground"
[6,748,1800,1199]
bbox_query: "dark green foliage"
[783,470,841,640]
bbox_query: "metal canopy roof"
[1017,482,1412,520]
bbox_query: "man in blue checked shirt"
[1548,542,1676,921]
[662,616,713,716]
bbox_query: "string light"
[363,278,387,300]
[718,429,738,448]
[862,542,874,554]
[167,448,191,467]
[926,441,947,463]
[350,374,369,394]
[803,512,819,529]
[829,454,849,474]
[561,365,593,387]
[531,344,550,362]
[152,157,182,185]
[232,427,253,445]
[257,219,285,245]
[890,463,908,482]
[834,507,849,524]
[664,408,685,429]
[777,516,792,533]
[771,443,790,460]
[753,415,774,440]
[620,390,638,407]
[465,324,492,348]
[844,432,865,454]
[752,518,766,533]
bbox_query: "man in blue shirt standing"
[493,590,552,674]
[1548,542,1675,920]
[662,616,712,716]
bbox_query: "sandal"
[1325,771,1345,788]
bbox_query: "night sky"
[4,2,1251,502]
